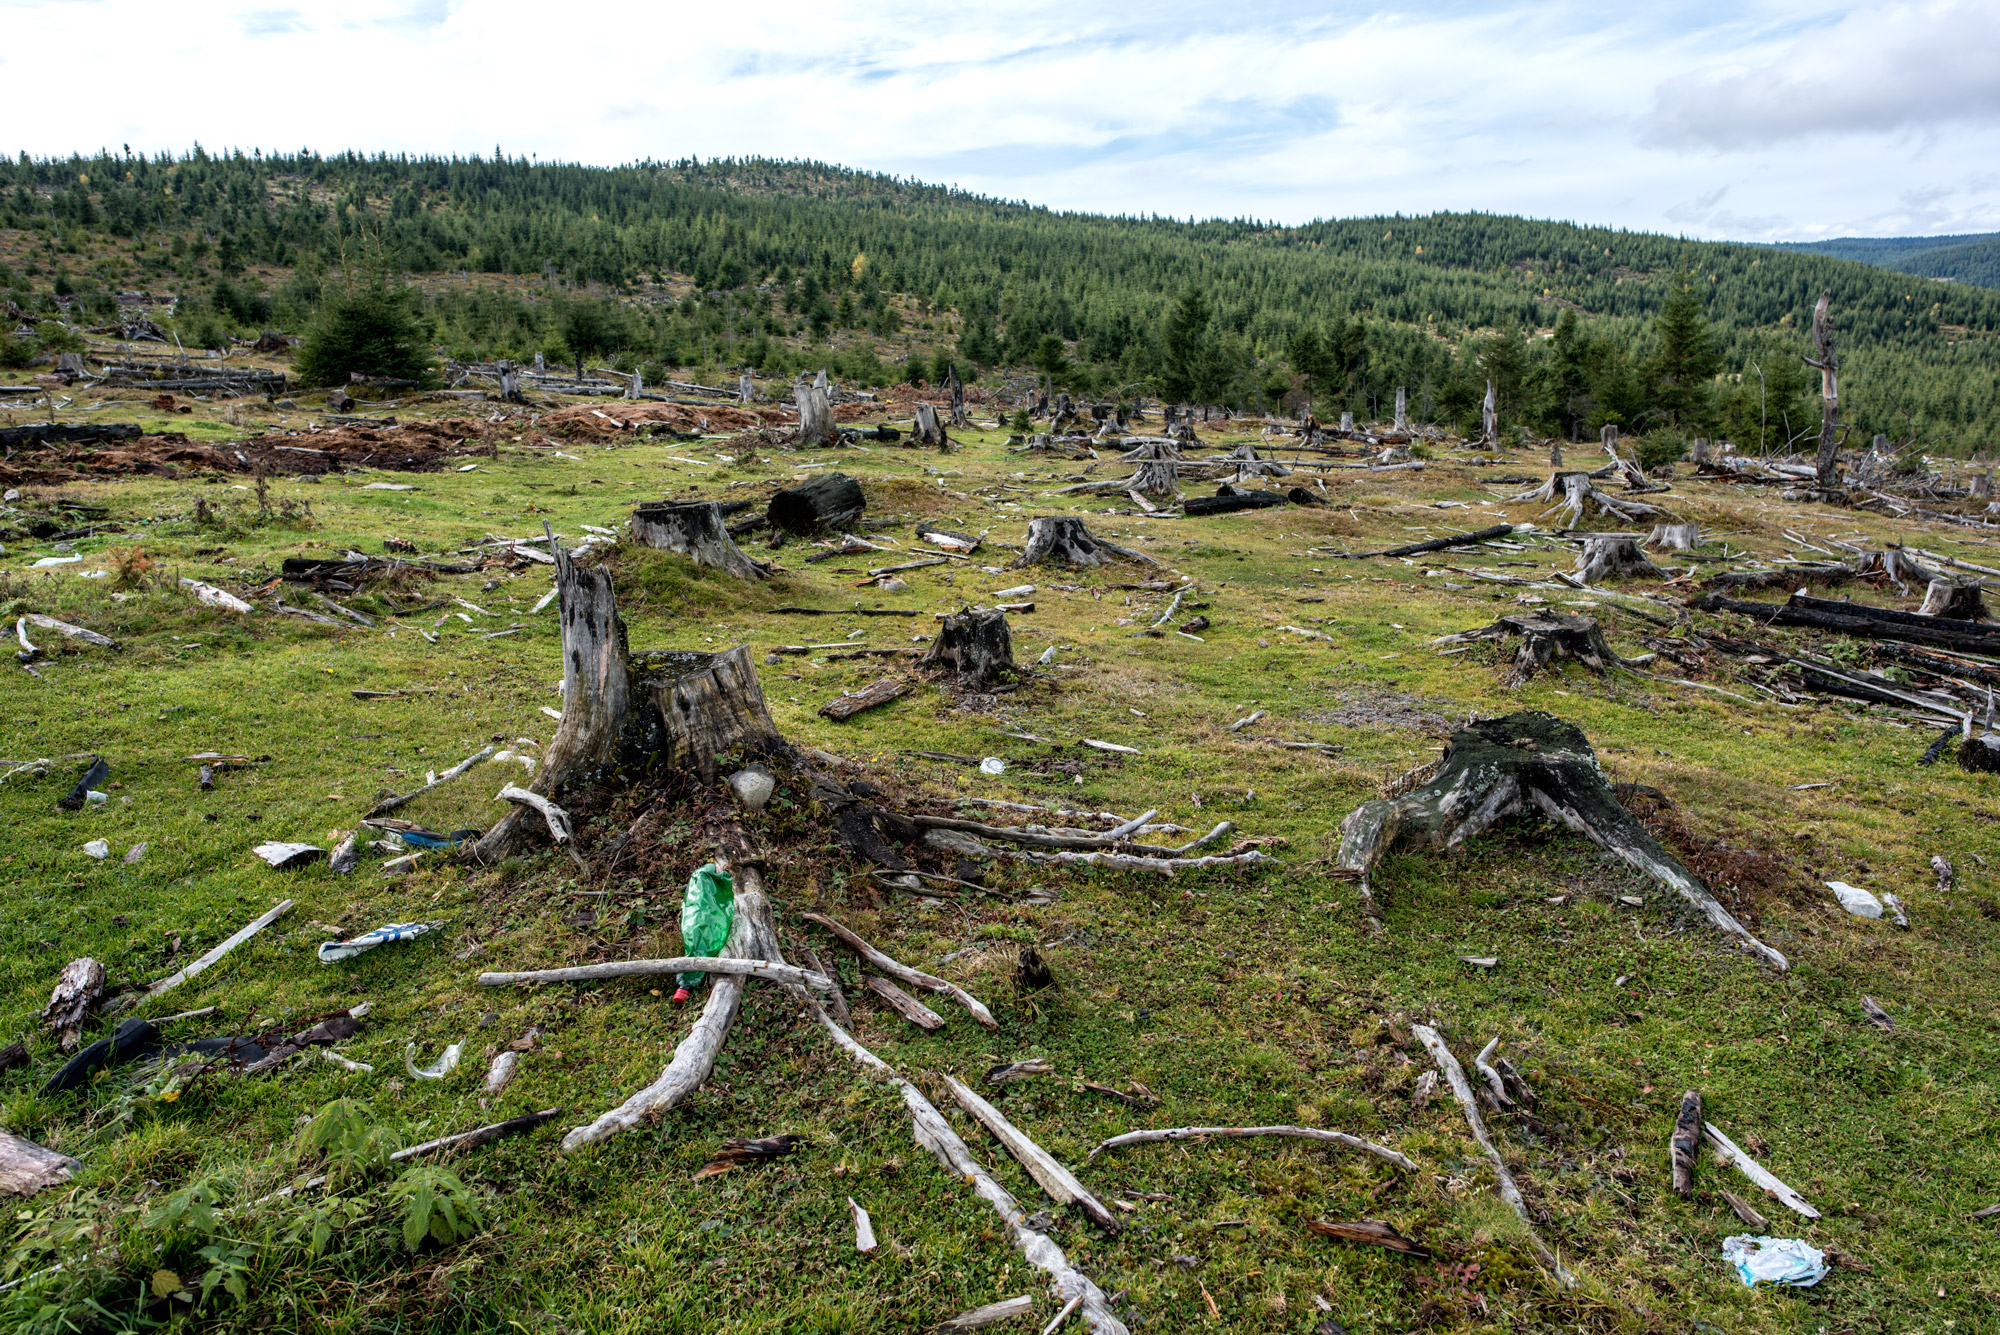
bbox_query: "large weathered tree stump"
[921,609,1015,689]
[1918,579,1990,621]
[1015,516,1160,568]
[1334,712,1788,970]
[1576,536,1665,583]
[913,403,952,449]
[630,501,771,580]
[1507,472,1665,528]
[767,472,864,535]
[1435,613,1636,688]
[470,538,783,862]
[1121,440,1186,497]
[794,381,835,447]
[1646,522,1701,552]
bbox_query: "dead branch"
[1086,1125,1414,1171]
[802,911,998,1029]
[943,1074,1121,1232]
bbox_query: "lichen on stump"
[1015,516,1160,568]
[921,608,1015,689]
[1333,711,1788,971]
[1435,613,1637,688]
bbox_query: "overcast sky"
[3,0,1995,242]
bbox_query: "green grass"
[0,392,1996,1332]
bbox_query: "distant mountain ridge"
[1771,233,2000,290]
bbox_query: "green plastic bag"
[677,863,735,991]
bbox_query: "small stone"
[726,766,776,811]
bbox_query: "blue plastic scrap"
[1722,1235,1827,1288]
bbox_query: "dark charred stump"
[921,609,1015,689]
[767,472,865,535]
[1435,613,1636,688]
[1015,516,1160,568]
[630,501,771,580]
[1333,711,1788,970]
[1183,489,1288,517]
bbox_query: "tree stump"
[1435,613,1635,687]
[1481,380,1498,446]
[41,958,103,1052]
[1393,386,1407,433]
[470,537,783,862]
[1918,579,1990,621]
[1334,711,1789,970]
[921,609,1015,689]
[1576,536,1665,583]
[630,502,771,580]
[1507,471,1665,527]
[913,402,952,449]
[1961,731,2000,773]
[1015,516,1160,568]
[795,381,835,447]
[1645,522,1701,552]
[1120,440,1186,496]
[1219,442,1287,483]
[767,472,864,535]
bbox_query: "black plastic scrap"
[41,1012,365,1094]
[58,755,107,811]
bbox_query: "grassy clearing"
[0,398,1996,1333]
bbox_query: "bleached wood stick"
[811,1008,1129,1333]
[1085,1125,1414,1171]
[365,744,495,816]
[145,900,294,997]
[1040,1295,1084,1335]
[1412,1024,1575,1288]
[849,1196,877,1253]
[477,957,832,990]
[943,1074,1121,1233]
[1472,1036,1512,1109]
[1703,1122,1820,1218]
[938,1296,1036,1331]
[998,847,1282,876]
[498,784,587,870]
[23,615,115,649]
[1227,710,1265,733]
[803,911,997,1029]
[863,975,945,1030]
[797,942,849,1027]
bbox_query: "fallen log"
[143,900,295,998]
[942,1074,1121,1233]
[1345,523,1515,559]
[1087,1125,1414,1171]
[818,676,910,721]
[1411,1024,1574,1287]
[1181,489,1287,517]
[768,472,864,534]
[1689,590,2000,654]
[863,975,946,1030]
[1334,712,1787,969]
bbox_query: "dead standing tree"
[1809,289,1842,490]
[795,380,836,447]
[1333,711,1789,970]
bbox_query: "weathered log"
[768,472,865,535]
[1699,564,1854,593]
[921,609,1015,689]
[1182,489,1288,516]
[1670,1090,1701,1194]
[1411,1024,1574,1287]
[1351,524,1515,559]
[0,1132,80,1198]
[631,501,771,580]
[41,958,104,1051]
[1015,517,1160,568]
[1434,613,1636,688]
[1576,536,1665,584]
[1917,579,1990,621]
[1334,712,1787,969]
[942,1074,1121,1233]
[1087,1125,1414,1171]
[1689,591,2000,654]
[795,382,835,447]
[1306,1218,1429,1258]
[818,676,909,721]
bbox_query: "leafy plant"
[294,1099,401,1191]
[386,1165,485,1252]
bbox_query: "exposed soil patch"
[1304,687,1459,736]
[0,418,503,485]
[539,400,873,438]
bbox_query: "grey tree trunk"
[795,382,835,446]
[1482,380,1498,445]
[1393,386,1408,433]
[1811,289,1842,488]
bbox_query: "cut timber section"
[818,677,909,721]
[942,1074,1122,1233]
[0,1131,80,1197]
[1334,712,1787,971]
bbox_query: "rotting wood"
[810,1007,1130,1332]
[987,1059,1054,1085]
[20,615,116,650]
[1506,471,1664,527]
[1086,1125,1414,1171]
[797,941,850,1027]
[1690,590,2000,655]
[0,1131,80,1198]
[863,975,947,1030]
[795,381,836,447]
[41,958,104,1052]
[1917,579,1989,621]
[1703,1122,1820,1218]
[943,1074,1121,1233]
[478,957,833,990]
[1411,1024,1575,1287]
[819,676,910,721]
[1341,523,1514,559]
[1720,1188,1770,1231]
[1305,1218,1429,1258]
[1670,1090,1701,1194]
[802,911,998,1028]
[497,785,586,871]
[921,608,1015,689]
[631,501,771,580]
[1334,712,1787,970]
[365,744,495,817]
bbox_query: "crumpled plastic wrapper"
[1723,1234,1827,1287]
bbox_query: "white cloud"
[1644,0,2000,150]
[1,1,1997,242]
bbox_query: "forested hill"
[3,150,1998,454]
[1770,233,2000,293]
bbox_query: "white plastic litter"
[82,839,109,859]
[979,757,1006,775]
[85,790,107,805]
[319,921,441,963]
[1037,645,1057,665]
[32,555,82,567]
[1722,1235,1827,1287]
[404,1041,462,1080]
[1826,880,1883,919]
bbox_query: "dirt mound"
[540,400,874,437]
[0,418,501,485]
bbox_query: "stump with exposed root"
[1015,516,1160,568]
[1435,612,1637,687]
[1575,536,1665,583]
[921,608,1015,689]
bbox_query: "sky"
[2,0,1997,243]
